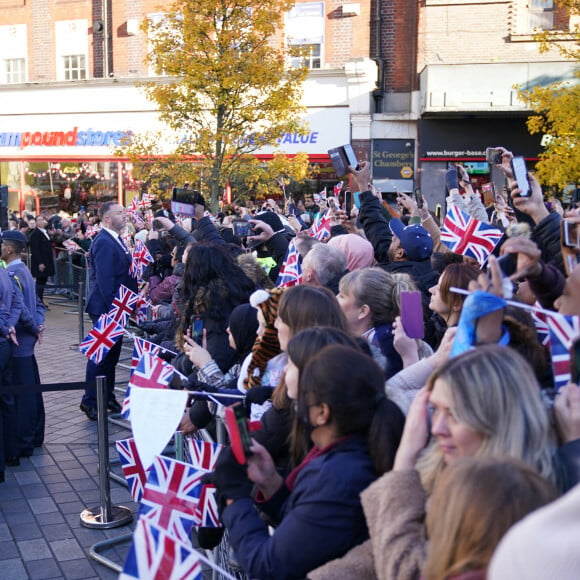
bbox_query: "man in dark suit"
[80,202,138,420]
[28,214,56,305]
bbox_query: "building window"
[529,0,554,30]
[5,58,26,83]
[291,43,321,69]
[63,55,87,80]
[0,24,27,84]
[55,20,89,81]
[286,2,325,69]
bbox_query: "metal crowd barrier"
[64,251,248,577]
[100,393,248,578]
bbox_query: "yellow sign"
[400,166,413,179]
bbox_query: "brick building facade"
[0,0,575,211]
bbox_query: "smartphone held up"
[189,316,204,345]
[400,291,424,339]
[485,147,503,165]
[224,403,253,464]
[510,156,531,198]
[328,144,359,177]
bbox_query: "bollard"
[80,376,133,529]
[78,280,85,344]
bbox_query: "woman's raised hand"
[183,331,212,368]
[393,316,420,367]
[246,440,284,500]
[554,383,580,444]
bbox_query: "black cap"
[1,230,27,244]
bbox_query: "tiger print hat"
[243,288,284,390]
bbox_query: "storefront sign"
[420,119,543,161]
[0,107,347,159]
[0,128,133,149]
[372,139,415,180]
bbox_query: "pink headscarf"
[327,234,374,271]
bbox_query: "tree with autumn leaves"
[121,0,311,210]
[519,0,579,190]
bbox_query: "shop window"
[529,0,554,30]
[63,55,87,80]
[4,57,26,83]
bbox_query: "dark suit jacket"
[28,229,55,278]
[85,229,138,317]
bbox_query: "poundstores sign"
[0,127,133,149]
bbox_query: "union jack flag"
[136,195,153,211]
[547,313,580,390]
[139,455,205,543]
[134,291,154,324]
[123,371,186,419]
[276,239,303,288]
[85,224,99,238]
[135,302,158,325]
[333,181,344,196]
[132,337,162,370]
[126,196,139,218]
[440,206,503,266]
[187,439,224,472]
[120,519,203,580]
[62,239,80,254]
[130,239,154,279]
[129,352,174,390]
[310,210,332,241]
[193,484,221,528]
[116,438,149,502]
[107,285,139,327]
[121,386,132,420]
[319,187,327,200]
[131,212,146,230]
[532,304,551,347]
[79,314,125,364]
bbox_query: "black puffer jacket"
[358,190,395,265]
[532,212,564,274]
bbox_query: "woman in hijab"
[179,303,259,434]
[327,233,374,272]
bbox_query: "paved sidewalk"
[0,297,138,579]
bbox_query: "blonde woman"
[311,345,569,580]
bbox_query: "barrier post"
[80,375,133,529]
[78,281,85,344]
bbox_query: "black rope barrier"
[0,381,88,394]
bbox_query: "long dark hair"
[286,328,362,466]
[176,242,255,347]
[298,344,405,475]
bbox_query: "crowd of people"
[2,145,580,578]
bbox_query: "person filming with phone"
[348,160,440,346]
